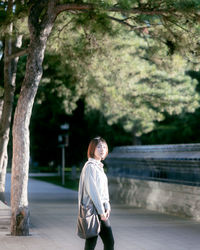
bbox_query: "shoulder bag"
[77,202,100,239]
[77,167,101,239]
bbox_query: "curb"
[0,201,11,234]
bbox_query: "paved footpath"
[1,174,200,250]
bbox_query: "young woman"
[78,137,114,250]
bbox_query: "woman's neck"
[93,156,101,161]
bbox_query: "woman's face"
[94,142,108,160]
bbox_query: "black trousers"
[84,219,114,250]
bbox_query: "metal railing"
[106,144,200,186]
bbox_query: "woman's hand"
[100,210,110,221]
[100,213,107,221]
[105,209,110,219]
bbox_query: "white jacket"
[78,158,111,215]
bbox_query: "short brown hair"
[87,137,108,159]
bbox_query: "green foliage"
[35,8,200,142]
[117,0,138,9]
[142,70,200,144]
[36,53,80,115]
[0,85,3,97]
[81,29,200,136]
[174,0,200,10]
[0,1,28,33]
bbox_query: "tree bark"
[0,34,23,203]
[10,0,56,236]
[0,98,3,121]
[0,0,23,203]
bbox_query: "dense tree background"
[27,24,200,170]
[2,0,200,172]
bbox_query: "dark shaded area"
[141,110,200,145]
[32,176,79,191]
[30,99,132,171]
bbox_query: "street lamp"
[58,123,69,185]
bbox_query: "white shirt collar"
[88,157,104,168]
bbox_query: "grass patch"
[32,176,79,191]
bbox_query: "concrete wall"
[109,177,200,220]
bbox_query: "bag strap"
[78,162,87,213]
[78,161,99,215]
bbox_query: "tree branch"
[5,48,28,62]
[55,3,94,16]
[55,3,175,17]
[109,6,172,15]
[108,16,138,30]
[58,19,74,38]
[108,16,161,31]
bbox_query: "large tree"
[10,0,58,236]
[1,0,200,235]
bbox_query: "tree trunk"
[0,157,7,202]
[132,126,141,145]
[0,98,3,119]
[0,0,23,203]
[10,0,56,236]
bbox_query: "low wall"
[106,144,200,220]
[109,177,200,220]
